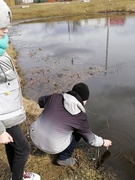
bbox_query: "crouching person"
[30,82,112,166]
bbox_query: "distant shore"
[11,0,135,23]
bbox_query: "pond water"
[9,15,135,179]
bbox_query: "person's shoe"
[10,172,41,180]
[57,157,77,166]
[23,172,41,180]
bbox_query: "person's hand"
[0,131,13,144]
[103,139,112,149]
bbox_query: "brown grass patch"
[10,0,135,23]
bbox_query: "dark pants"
[5,125,30,180]
[58,132,82,160]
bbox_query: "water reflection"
[86,67,135,179]
[9,15,135,179]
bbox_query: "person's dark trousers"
[5,125,30,180]
[58,132,82,160]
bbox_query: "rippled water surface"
[9,15,135,179]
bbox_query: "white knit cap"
[0,0,12,29]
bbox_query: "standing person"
[30,82,112,166]
[0,1,40,180]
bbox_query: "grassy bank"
[11,0,135,22]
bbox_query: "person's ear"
[83,100,87,105]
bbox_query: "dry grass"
[10,0,135,23]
